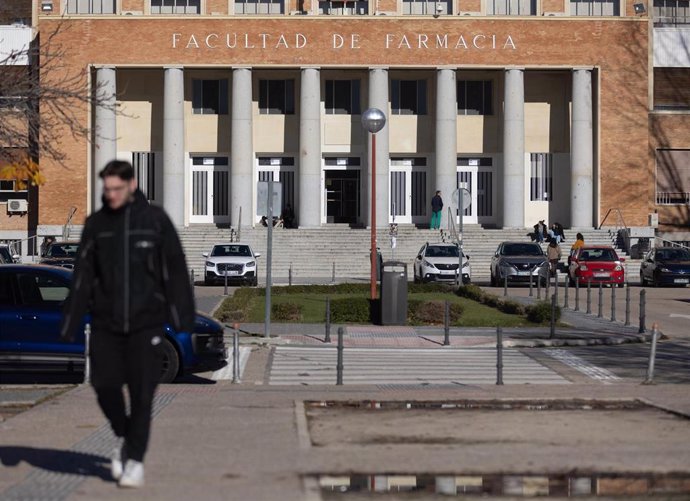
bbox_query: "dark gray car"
[490,241,548,286]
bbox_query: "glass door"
[390,157,427,224]
[189,156,230,224]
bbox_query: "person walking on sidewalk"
[547,239,562,277]
[430,190,444,230]
[60,160,195,489]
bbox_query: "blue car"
[0,265,227,383]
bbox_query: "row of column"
[94,66,593,228]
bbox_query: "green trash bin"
[381,261,408,325]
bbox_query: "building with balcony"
[0,0,687,253]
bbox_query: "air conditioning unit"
[7,199,28,214]
[459,10,481,15]
[543,11,566,15]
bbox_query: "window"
[318,0,368,14]
[235,0,284,14]
[391,80,427,115]
[654,0,690,25]
[16,273,70,305]
[486,0,536,14]
[401,0,452,14]
[0,180,27,193]
[192,79,228,115]
[150,0,201,14]
[0,273,14,305]
[259,80,295,115]
[65,0,116,13]
[458,81,493,115]
[325,80,361,115]
[656,149,690,205]
[132,152,157,202]
[530,153,552,202]
[570,0,620,16]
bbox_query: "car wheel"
[490,272,496,287]
[159,338,180,384]
[252,277,258,287]
[652,272,660,288]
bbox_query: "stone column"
[502,68,525,228]
[163,66,185,227]
[93,66,116,212]
[231,67,254,229]
[435,68,457,230]
[298,67,321,227]
[367,67,390,228]
[571,68,594,228]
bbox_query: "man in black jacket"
[60,160,194,488]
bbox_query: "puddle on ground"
[317,473,690,497]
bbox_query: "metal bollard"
[554,271,559,305]
[336,327,344,385]
[639,289,646,333]
[610,285,616,322]
[224,271,228,296]
[325,297,332,343]
[545,273,550,298]
[550,293,557,339]
[289,263,293,287]
[83,323,91,384]
[332,262,336,283]
[563,274,569,309]
[537,273,542,300]
[586,280,592,314]
[643,323,659,385]
[190,269,195,288]
[625,282,631,326]
[496,326,504,386]
[529,272,534,297]
[443,301,450,346]
[503,274,508,297]
[232,328,241,384]
[597,282,603,318]
[575,277,580,312]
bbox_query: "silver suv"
[203,243,261,286]
[490,241,548,287]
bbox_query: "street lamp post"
[362,108,386,300]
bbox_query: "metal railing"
[598,207,628,232]
[655,192,690,205]
[1,234,40,263]
[653,235,690,251]
[63,206,77,241]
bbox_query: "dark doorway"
[325,170,360,225]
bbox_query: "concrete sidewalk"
[2,381,690,500]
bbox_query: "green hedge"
[214,288,259,323]
[456,285,526,316]
[272,302,303,322]
[253,281,455,297]
[330,296,372,323]
[526,301,561,323]
[408,299,463,325]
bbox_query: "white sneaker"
[110,444,126,480]
[118,460,145,488]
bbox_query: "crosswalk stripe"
[211,347,251,381]
[545,349,621,383]
[269,346,569,385]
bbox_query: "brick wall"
[35,16,651,227]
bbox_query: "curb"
[503,332,654,348]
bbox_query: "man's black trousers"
[89,326,164,462]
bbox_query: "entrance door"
[457,157,494,225]
[390,157,427,224]
[323,157,361,225]
[256,157,296,222]
[189,156,230,224]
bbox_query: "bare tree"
[0,22,114,187]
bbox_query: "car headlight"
[205,261,215,267]
[579,264,588,271]
[246,261,256,268]
[423,259,436,269]
[614,264,623,271]
[500,260,515,269]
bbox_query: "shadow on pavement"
[0,446,112,481]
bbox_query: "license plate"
[594,272,609,278]
[517,270,531,276]
[674,278,689,284]
[224,270,239,276]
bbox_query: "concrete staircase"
[180,225,642,284]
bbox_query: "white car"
[413,242,471,284]
[203,243,261,286]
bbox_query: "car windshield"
[47,244,79,257]
[425,246,459,258]
[211,245,252,257]
[0,247,11,262]
[579,249,618,261]
[501,243,543,257]
[655,249,690,261]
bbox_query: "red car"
[568,246,625,287]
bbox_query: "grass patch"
[214,285,544,327]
